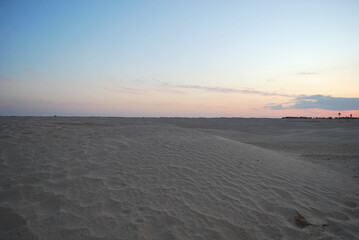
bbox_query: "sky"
[1,0,359,117]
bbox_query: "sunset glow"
[1,1,358,117]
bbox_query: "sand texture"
[0,117,358,239]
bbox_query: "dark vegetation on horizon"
[283,113,358,119]
[282,116,357,120]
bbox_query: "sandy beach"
[0,117,358,239]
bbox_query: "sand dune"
[0,117,358,239]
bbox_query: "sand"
[0,117,358,240]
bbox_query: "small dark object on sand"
[295,212,311,228]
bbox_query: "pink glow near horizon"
[11,100,358,118]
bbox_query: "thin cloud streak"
[154,88,188,94]
[173,84,296,98]
[295,72,319,75]
[266,78,276,83]
[34,100,99,107]
[0,76,17,82]
[103,87,147,95]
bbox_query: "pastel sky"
[1,0,359,117]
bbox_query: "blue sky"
[1,0,358,117]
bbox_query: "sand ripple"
[0,117,358,239]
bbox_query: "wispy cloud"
[34,100,97,107]
[24,69,32,74]
[154,88,187,94]
[295,72,319,76]
[266,78,276,83]
[267,95,359,111]
[103,87,147,95]
[266,104,286,110]
[171,84,295,98]
[0,76,17,82]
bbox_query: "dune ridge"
[0,117,358,239]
